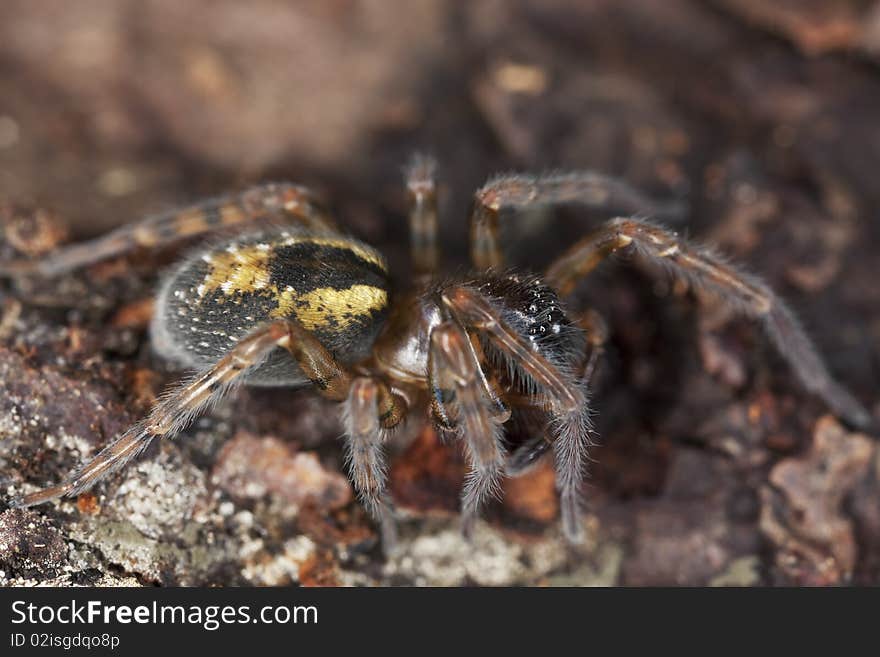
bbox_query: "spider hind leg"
[0,184,336,278]
[12,318,353,509]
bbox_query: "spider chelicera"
[3,155,870,553]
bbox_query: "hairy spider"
[2,156,870,553]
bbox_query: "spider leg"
[442,286,592,543]
[546,216,872,429]
[506,309,606,476]
[405,154,439,276]
[0,183,336,277]
[470,171,685,269]
[428,320,507,538]
[11,318,350,508]
[343,376,407,554]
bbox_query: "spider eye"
[547,308,564,324]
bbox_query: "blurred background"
[1,1,879,585]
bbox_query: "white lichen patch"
[379,515,624,586]
[110,442,207,540]
[384,521,549,586]
[241,535,317,585]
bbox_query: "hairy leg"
[442,286,593,542]
[429,321,506,538]
[405,154,439,276]
[0,183,336,277]
[549,381,593,543]
[12,318,349,508]
[343,377,407,554]
[506,309,606,476]
[546,217,871,428]
[470,171,685,269]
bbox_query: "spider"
[2,155,870,554]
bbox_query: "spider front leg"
[12,318,350,508]
[546,217,872,429]
[428,320,507,539]
[470,171,685,269]
[442,287,593,543]
[0,183,336,277]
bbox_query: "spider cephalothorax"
[2,155,871,553]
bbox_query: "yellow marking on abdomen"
[197,237,386,302]
[198,246,272,297]
[273,285,388,330]
[194,239,388,330]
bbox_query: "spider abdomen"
[152,227,390,385]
